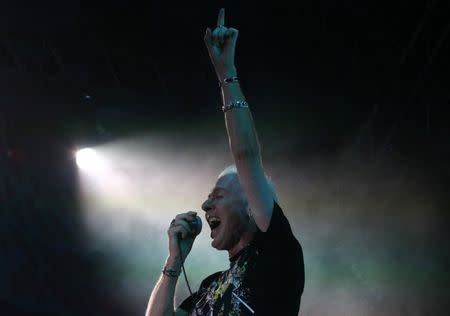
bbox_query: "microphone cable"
[177,237,194,296]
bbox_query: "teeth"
[207,216,220,224]
[207,216,221,229]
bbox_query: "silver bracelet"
[222,100,249,113]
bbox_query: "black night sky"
[1,0,449,315]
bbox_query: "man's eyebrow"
[210,187,227,194]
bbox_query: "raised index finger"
[217,8,225,27]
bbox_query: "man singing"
[146,9,304,316]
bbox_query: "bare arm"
[204,9,275,231]
[145,212,198,316]
[145,257,180,316]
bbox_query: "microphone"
[178,216,202,239]
[188,216,202,236]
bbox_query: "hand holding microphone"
[167,211,202,264]
[184,215,202,237]
[169,211,202,238]
[166,211,202,295]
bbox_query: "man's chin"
[211,238,220,249]
[211,237,225,250]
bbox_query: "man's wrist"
[162,256,182,278]
[162,266,180,278]
[165,256,182,268]
[217,66,238,82]
[219,76,239,88]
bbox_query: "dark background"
[1,0,449,315]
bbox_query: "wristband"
[222,100,249,113]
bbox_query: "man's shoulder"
[252,201,303,270]
[255,201,297,241]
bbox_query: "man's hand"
[204,8,239,81]
[167,211,198,265]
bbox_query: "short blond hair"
[218,164,279,203]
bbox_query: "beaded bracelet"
[222,100,249,113]
[162,266,180,278]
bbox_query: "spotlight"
[76,148,100,170]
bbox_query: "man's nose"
[202,199,213,212]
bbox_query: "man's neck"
[228,231,255,258]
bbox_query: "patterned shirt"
[179,202,304,316]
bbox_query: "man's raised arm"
[204,9,275,232]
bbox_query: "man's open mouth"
[207,217,221,230]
